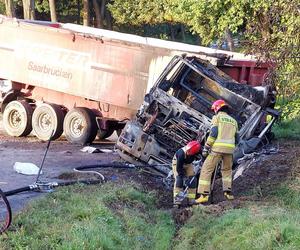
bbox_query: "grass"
[1,171,300,250]
[173,179,300,250]
[0,182,175,250]
[273,118,300,140]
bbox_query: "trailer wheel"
[32,103,65,141]
[3,100,33,137]
[97,128,114,140]
[63,107,97,144]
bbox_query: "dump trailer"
[116,55,278,174]
[0,15,272,144]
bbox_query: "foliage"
[108,0,165,26]
[109,0,300,96]
[0,182,175,249]
[0,1,5,14]
[273,118,300,140]
[277,99,300,121]
[272,95,300,140]
[35,0,81,23]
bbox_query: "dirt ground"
[0,113,299,218]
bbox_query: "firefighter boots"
[224,191,234,200]
[195,194,209,204]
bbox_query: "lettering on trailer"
[15,42,90,91]
[28,61,72,80]
[19,43,90,66]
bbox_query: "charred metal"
[116,55,279,174]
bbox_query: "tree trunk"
[77,0,81,24]
[170,25,175,40]
[4,0,15,17]
[225,29,234,51]
[49,0,57,22]
[92,0,102,28]
[22,0,35,20]
[181,24,186,42]
[83,0,90,26]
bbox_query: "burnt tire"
[63,107,97,144]
[32,103,65,141]
[3,100,33,137]
[97,128,114,140]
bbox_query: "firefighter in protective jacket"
[196,99,238,204]
[172,141,201,206]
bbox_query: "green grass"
[0,182,175,250]
[173,178,300,250]
[1,177,300,250]
[273,118,300,140]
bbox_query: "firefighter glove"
[202,147,210,158]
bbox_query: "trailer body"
[0,15,273,143]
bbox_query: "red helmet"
[185,141,201,155]
[211,99,226,113]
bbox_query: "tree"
[49,0,57,22]
[83,0,89,26]
[22,0,35,19]
[108,0,299,91]
[4,0,15,17]
[92,0,102,27]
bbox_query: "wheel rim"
[37,112,52,132]
[8,109,23,129]
[69,116,85,138]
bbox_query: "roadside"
[0,138,299,249]
[1,110,300,248]
[0,113,122,212]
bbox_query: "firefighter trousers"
[172,155,197,200]
[197,151,233,195]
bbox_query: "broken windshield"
[157,57,261,126]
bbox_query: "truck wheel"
[32,103,65,141]
[3,100,33,137]
[63,107,97,144]
[97,128,114,140]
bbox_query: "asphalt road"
[0,116,120,213]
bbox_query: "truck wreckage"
[116,55,279,174]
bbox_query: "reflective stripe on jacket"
[206,112,238,154]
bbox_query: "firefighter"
[172,140,201,206]
[196,99,238,204]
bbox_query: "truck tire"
[32,103,65,141]
[3,100,33,137]
[97,128,114,140]
[63,107,97,144]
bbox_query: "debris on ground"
[13,162,42,176]
[80,146,114,154]
[80,146,101,153]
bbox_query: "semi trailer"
[0,15,272,144]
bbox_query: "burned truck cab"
[116,55,278,174]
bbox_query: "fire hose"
[0,130,170,234]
